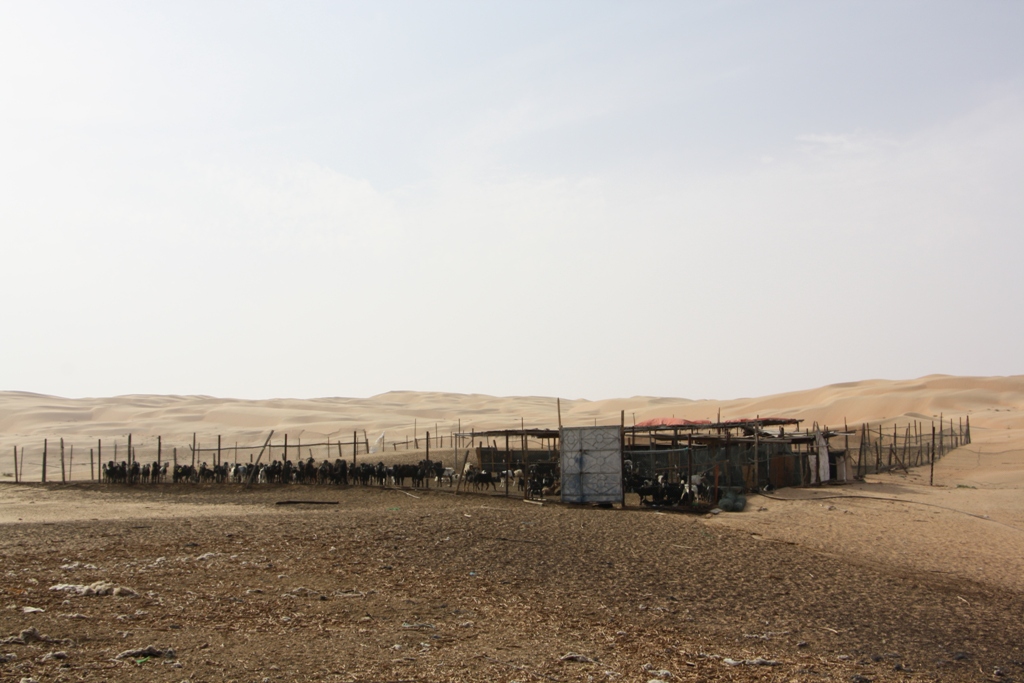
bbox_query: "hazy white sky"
[2,1,1023,401]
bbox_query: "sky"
[1,1,1023,401]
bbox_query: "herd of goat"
[100,457,560,497]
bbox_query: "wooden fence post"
[127,433,132,469]
[157,436,162,467]
[887,425,893,469]
[874,428,881,471]
[929,442,935,486]
[916,421,922,465]
[755,422,762,489]
[217,435,222,468]
[42,439,48,483]
[12,446,17,484]
[192,433,196,468]
[931,422,936,464]
[90,448,94,481]
[939,414,944,457]
[902,425,909,469]
[69,445,73,482]
[857,424,864,476]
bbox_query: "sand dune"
[1,375,1022,477]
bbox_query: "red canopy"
[634,417,712,428]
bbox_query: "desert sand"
[2,374,1022,475]
[2,375,1024,682]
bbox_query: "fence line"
[3,415,972,487]
[4,426,558,483]
[851,414,969,480]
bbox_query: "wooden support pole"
[917,419,925,466]
[353,431,358,467]
[902,425,910,469]
[620,409,626,506]
[522,429,529,498]
[283,434,288,463]
[61,438,66,483]
[930,425,936,486]
[687,434,693,504]
[504,432,510,497]
[840,418,848,481]
[939,413,944,457]
[192,433,196,468]
[754,423,760,489]
[42,438,47,483]
[217,435,222,467]
[887,425,893,469]
[90,448,94,481]
[69,445,73,481]
[128,433,132,468]
[876,425,882,471]
[858,424,865,477]
[12,446,18,484]
[157,436,162,467]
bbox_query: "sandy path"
[708,428,1024,594]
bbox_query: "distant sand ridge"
[1,374,1022,480]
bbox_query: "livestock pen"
[453,428,561,499]
[5,415,972,504]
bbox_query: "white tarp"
[560,426,623,504]
[814,430,831,484]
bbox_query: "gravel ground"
[1,483,1022,682]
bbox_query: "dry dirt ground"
[2,478,1023,683]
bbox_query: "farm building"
[456,418,853,504]
[623,417,854,491]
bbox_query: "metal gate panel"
[560,426,623,504]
